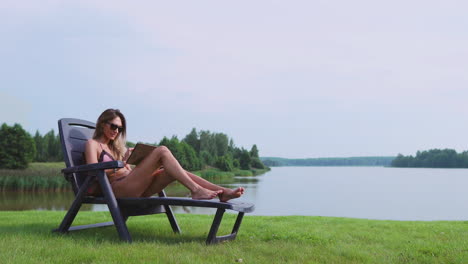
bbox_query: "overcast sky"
[1,1,467,158]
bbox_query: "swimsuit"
[99,148,115,163]
[86,144,126,195]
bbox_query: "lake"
[2,166,468,221]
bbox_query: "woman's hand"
[123,147,134,162]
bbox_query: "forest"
[261,156,395,167]
[0,123,266,171]
[391,149,468,168]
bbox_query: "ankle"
[190,185,203,194]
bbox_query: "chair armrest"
[62,161,125,174]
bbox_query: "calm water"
[2,167,468,220]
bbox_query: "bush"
[215,155,234,172]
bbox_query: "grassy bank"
[0,163,268,191]
[0,162,67,191]
[0,211,466,263]
[192,167,270,178]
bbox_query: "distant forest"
[261,156,395,167]
[391,149,468,168]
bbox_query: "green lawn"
[1,211,467,263]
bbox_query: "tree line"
[145,128,265,171]
[261,156,395,167]
[0,123,266,171]
[391,149,468,168]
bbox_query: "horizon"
[261,156,396,159]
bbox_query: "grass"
[0,163,268,191]
[1,211,467,263]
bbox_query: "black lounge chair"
[53,118,254,244]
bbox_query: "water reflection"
[5,167,468,220]
[0,175,258,214]
[0,191,92,211]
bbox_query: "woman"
[84,108,244,202]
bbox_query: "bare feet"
[191,187,222,200]
[219,187,245,202]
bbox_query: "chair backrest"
[58,118,96,194]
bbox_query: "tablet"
[126,143,157,165]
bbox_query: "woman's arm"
[84,139,99,164]
[120,147,134,173]
[122,147,134,163]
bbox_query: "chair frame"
[53,118,254,244]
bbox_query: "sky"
[1,0,467,158]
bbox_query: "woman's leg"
[140,169,175,197]
[138,169,245,201]
[112,146,220,199]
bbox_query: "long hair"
[93,108,127,160]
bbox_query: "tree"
[199,130,217,157]
[391,154,413,167]
[159,136,186,166]
[200,150,215,167]
[214,133,229,157]
[44,130,62,161]
[32,129,63,162]
[391,148,468,168]
[183,128,200,153]
[239,148,252,170]
[458,151,468,168]
[34,130,46,162]
[0,123,36,169]
[250,144,259,158]
[180,141,202,171]
[159,136,202,171]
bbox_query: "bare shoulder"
[85,139,99,150]
[84,139,100,164]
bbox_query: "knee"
[153,146,172,158]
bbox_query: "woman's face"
[103,116,123,141]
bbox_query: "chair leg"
[164,205,181,234]
[159,191,181,234]
[98,172,132,243]
[231,212,245,235]
[206,209,245,245]
[54,175,92,233]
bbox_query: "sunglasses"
[106,122,124,133]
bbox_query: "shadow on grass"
[0,219,214,245]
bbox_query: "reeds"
[0,162,70,192]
